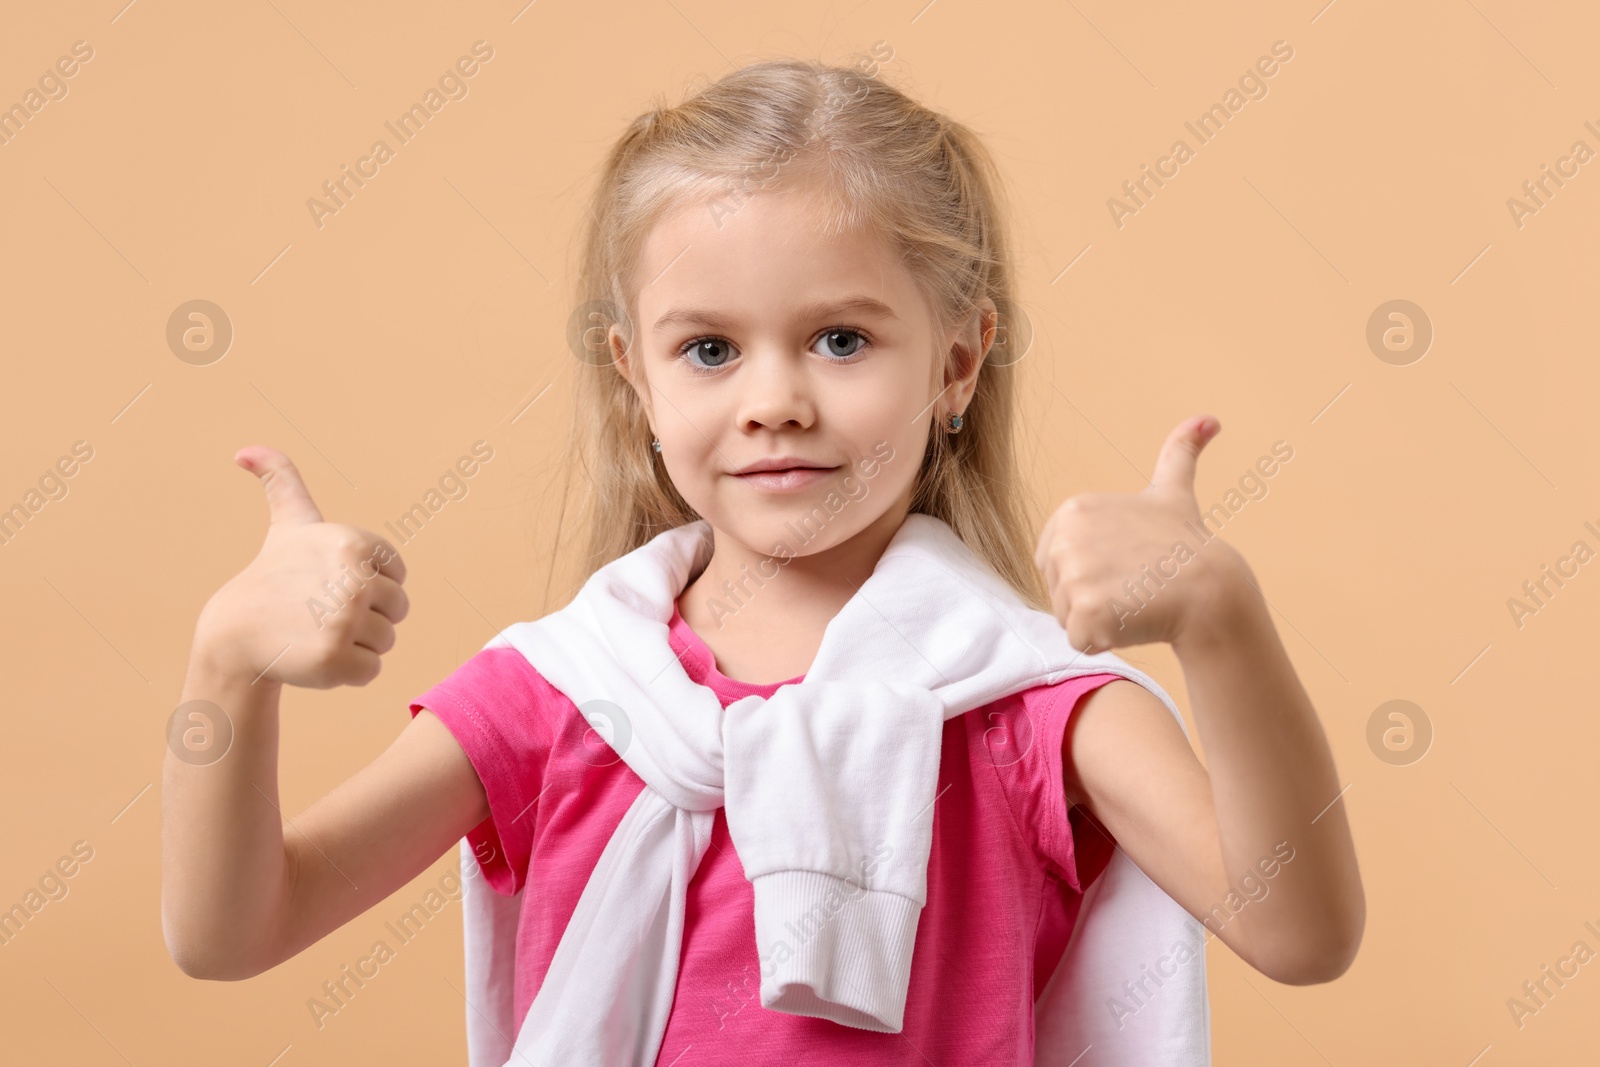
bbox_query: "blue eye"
[813,328,869,360]
[680,337,735,372]
[674,325,872,376]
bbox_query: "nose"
[735,343,818,433]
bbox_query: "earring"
[651,437,661,453]
[944,411,965,434]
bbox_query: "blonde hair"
[546,57,1050,612]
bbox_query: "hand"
[1033,415,1239,654]
[191,446,410,688]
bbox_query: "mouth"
[731,465,840,492]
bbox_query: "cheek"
[831,359,934,456]
[844,350,935,421]
[650,377,719,444]
[845,413,925,493]
[652,389,727,491]
[660,419,718,474]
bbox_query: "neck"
[678,495,913,680]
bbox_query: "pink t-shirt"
[409,603,1122,1064]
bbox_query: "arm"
[161,444,490,980]
[162,648,488,979]
[1040,416,1364,985]
[277,704,489,973]
[1062,549,1364,984]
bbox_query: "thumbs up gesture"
[1034,416,1245,654]
[191,446,410,688]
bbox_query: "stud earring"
[651,437,661,453]
[944,411,965,434]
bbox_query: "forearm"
[1173,548,1364,983]
[161,639,294,980]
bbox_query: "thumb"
[235,446,324,525]
[1147,415,1220,496]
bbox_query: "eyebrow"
[651,296,900,333]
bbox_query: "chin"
[702,505,856,560]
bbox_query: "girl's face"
[614,183,990,561]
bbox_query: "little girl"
[163,59,1363,1065]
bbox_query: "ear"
[611,325,654,421]
[940,297,997,413]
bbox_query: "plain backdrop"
[1,1,1597,1063]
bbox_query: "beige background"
[2,0,1596,1063]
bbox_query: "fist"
[193,446,410,688]
[1034,416,1238,654]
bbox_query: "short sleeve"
[408,646,557,896]
[985,672,1123,894]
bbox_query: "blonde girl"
[163,58,1363,1063]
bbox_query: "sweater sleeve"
[408,646,557,897]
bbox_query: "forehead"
[634,184,923,325]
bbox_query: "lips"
[731,464,838,492]
[732,457,834,475]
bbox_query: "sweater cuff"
[749,869,923,1032]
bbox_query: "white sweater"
[456,514,1211,1065]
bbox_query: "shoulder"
[969,672,1126,891]
[1059,674,1196,812]
[965,672,1117,770]
[413,644,559,711]
[407,644,582,896]
[408,644,577,760]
